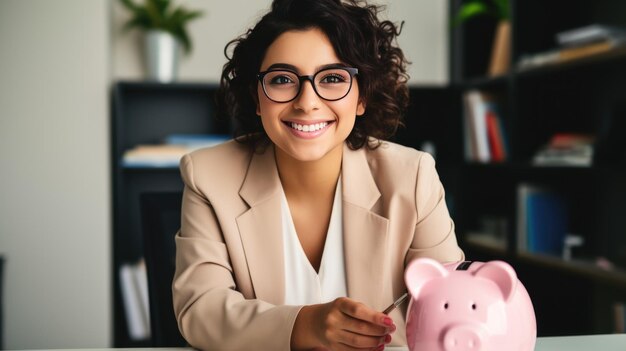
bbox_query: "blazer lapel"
[236,145,285,305]
[342,144,390,310]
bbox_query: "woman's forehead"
[259,28,341,72]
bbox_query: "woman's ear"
[356,98,366,116]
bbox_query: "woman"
[172,0,464,350]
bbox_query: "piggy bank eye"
[444,302,449,310]
[471,303,477,310]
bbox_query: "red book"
[486,110,505,162]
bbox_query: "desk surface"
[11,334,626,351]
[386,334,626,350]
[533,333,626,350]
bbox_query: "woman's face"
[256,27,365,163]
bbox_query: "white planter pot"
[144,30,180,82]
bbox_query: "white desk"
[385,334,626,350]
[533,333,626,350]
[11,334,626,350]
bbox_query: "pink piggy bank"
[404,258,536,351]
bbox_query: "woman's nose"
[293,80,320,112]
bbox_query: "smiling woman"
[256,28,365,163]
[171,1,464,350]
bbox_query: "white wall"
[112,0,449,85]
[0,0,111,348]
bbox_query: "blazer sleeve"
[405,152,465,265]
[172,154,303,351]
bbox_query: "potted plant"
[119,0,203,82]
[453,0,511,77]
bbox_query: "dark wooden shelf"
[450,0,626,336]
[463,241,626,289]
[111,81,228,347]
[515,252,626,289]
[515,46,626,79]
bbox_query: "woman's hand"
[291,297,396,351]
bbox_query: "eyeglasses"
[257,66,359,103]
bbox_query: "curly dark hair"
[217,0,409,150]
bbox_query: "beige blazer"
[173,139,464,350]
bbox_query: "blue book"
[526,189,568,256]
[164,134,230,148]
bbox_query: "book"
[516,184,533,253]
[485,105,508,162]
[164,134,230,148]
[532,133,594,167]
[462,93,478,162]
[463,90,491,163]
[556,24,626,47]
[119,260,151,340]
[527,189,567,255]
[122,145,189,168]
[119,264,150,340]
[462,91,508,163]
[517,184,568,256]
[134,260,150,335]
[518,37,626,70]
[122,134,230,168]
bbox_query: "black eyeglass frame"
[257,66,359,103]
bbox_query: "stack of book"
[463,90,508,163]
[532,133,594,167]
[122,134,230,168]
[518,24,626,70]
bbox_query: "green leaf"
[451,0,510,27]
[153,0,170,16]
[452,2,491,27]
[121,7,151,31]
[145,0,164,28]
[492,0,510,20]
[118,0,203,55]
[176,28,192,54]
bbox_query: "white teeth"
[289,122,328,132]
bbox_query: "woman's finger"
[335,298,396,333]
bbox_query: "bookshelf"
[449,0,626,336]
[111,81,230,346]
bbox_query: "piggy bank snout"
[443,324,486,351]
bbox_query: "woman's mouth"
[282,120,334,138]
[287,121,328,132]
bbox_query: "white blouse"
[281,178,348,305]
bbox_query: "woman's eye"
[320,74,346,84]
[270,75,294,85]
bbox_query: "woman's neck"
[275,146,342,201]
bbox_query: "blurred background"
[2,0,626,349]
[0,0,447,348]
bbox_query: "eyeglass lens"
[262,68,354,102]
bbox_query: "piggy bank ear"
[405,258,448,299]
[473,261,518,302]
